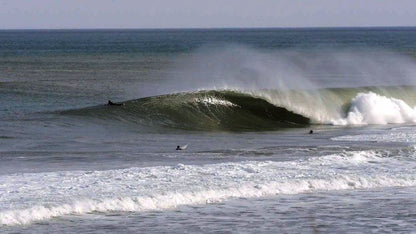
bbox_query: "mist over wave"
[104,45,416,129]
[155,45,416,94]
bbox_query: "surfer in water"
[309,130,314,134]
[107,100,124,106]
[176,145,188,150]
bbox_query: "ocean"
[1,28,416,233]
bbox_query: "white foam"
[332,126,416,143]
[1,150,415,226]
[193,97,237,107]
[333,92,416,125]
[2,175,414,226]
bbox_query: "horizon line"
[1,25,416,31]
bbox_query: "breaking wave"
[62,86,416,131]
[333,92,416,125]
[63,90,311,131]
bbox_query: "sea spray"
[128,45,416,128]
[333,92,416,125]
[155,45,416,96]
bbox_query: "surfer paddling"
[106,100,124,106]
[176,144,188,150]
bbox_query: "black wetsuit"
[107,100,123,106]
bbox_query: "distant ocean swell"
[63,86,416,130]
[1,150,415,226]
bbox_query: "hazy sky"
[1,0,415,29]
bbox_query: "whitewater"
[2,149,416,226]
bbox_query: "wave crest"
[63,90,311,131]
[63,86,416,130]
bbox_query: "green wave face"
[64,90,310,131]
[62,86,416,131]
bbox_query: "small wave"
[332,126,416,143]
[1,175,414,226]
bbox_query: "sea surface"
[1,28,416,233]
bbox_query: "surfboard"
[176,144,188,150]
